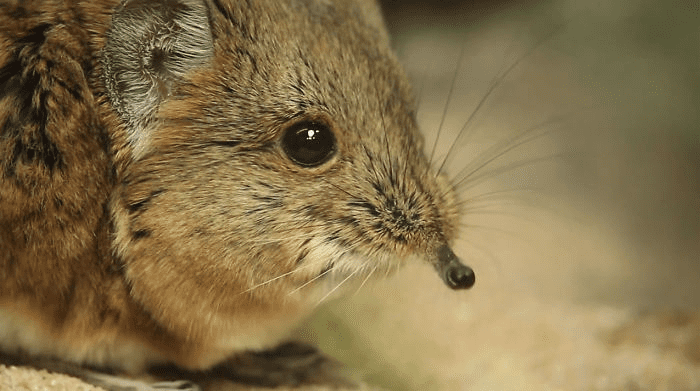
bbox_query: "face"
[107,0,464,346]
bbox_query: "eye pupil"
[282,121,336,167]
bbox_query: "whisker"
[437,22,569,175]
[287,265,334,296]
[380,109,395,183]
[461,208,537,220]
[461,199,528,211]
[361,142,385,187]
[237,258,327,295]
[240,227,328,245]
[457,187,539,203]
[323,177,364,201]
[413,62,429,116]
[429,41,467,166]
[459,236,505,285]
[315,269,358,306]
[370,62,397,185]
[456,152,563,193]
[451,114,568,187]
[354,264,377,296]
[242,219,343,238]
[459,222,522,239]
[245,235,316,245]
[384,256,394,278]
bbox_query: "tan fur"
[0,0,462,380]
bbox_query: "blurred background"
[296,0,700,389]
[379,0,700,309]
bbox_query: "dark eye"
[281,121,336,167]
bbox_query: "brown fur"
[0,0,462,383]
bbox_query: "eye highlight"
[281,121,336,167]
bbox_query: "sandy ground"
[2,0,698,390]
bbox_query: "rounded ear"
[102,0,213,157]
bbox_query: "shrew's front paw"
[150,342,357,390]
[212,342,356,388]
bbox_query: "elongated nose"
[433,245,475,290]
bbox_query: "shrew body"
[0,0,473,387]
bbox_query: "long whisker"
[429,42,467,166]
[237,259,327,295]
[242,215,368,239]
[459,223,522,238]
[323,177,364,201]
[461,199,528,211]
[456,152,563,193]
[361,142,385,188]
[287,265,334,296]
[316,269,359,306]
[413,63,429,116]
[457,187,539,203]
[437,22,568,175]
[245,234,318,245]
[240,224,330,244]
[370,62,397,186]
[452,115,568,186]
[384,256,395,278]
[459,237,505,285]
[461,208,539,221]
[354,265,377,296]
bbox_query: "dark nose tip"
[446,262,475,289]
[434,245,475,290]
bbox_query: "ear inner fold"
[102,0,214,156]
